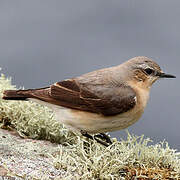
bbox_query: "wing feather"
[49,79,136,116]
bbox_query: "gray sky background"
[0,1,179,150]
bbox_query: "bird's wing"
[45,78,137,116]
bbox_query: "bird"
[2,56,176,146]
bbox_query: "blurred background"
[0,1,179,150]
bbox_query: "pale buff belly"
[52,105,144,133]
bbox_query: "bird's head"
[124,56,176,89]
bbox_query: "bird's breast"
[128,81,150,110]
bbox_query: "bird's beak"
[158,72,176,78]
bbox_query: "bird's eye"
[144,68,154,75]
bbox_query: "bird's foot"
[81,131,112,147]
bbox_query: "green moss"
[0,71,180,179]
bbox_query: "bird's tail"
[2,89,33,100]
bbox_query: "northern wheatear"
[3,56,175,146]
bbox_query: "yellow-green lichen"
[53,134,180,179]
[0,71,180,179]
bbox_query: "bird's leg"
[81,130,109,147]
[94,133,112,144]
[94,136,109,147]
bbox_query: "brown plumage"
[3,79,136,116]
